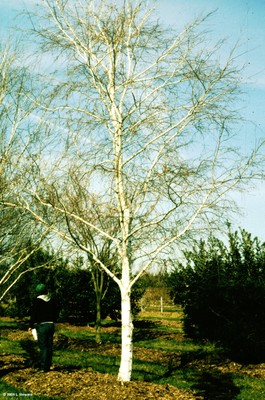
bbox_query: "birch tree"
[4,0,264,382]
[0,39,52,300]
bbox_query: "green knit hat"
[35,283,47,294]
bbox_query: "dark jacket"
[30,295,57,328]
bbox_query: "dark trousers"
[37,322,55,372]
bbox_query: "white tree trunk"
[118,285,133,382]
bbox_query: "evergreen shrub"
[167,228,265,362]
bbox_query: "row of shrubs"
[166,227,265,363]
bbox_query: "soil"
[1,317,264,399]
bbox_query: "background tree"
[58,173,120,342]
[0,39,52,301]
[167,227,265,362]
[54,258,98,325]
[1,246,59,318]
[3,0,264,381]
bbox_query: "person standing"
[29,283,57,372]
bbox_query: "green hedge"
[167,228,265,362]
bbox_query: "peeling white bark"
[118,285,133,382]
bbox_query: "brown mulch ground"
[1,352,196,400]
[1,318,265,399]
[2,366,197,399]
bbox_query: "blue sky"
[1,0,265,241]
[156,1,265,126]
[155,0,265,241]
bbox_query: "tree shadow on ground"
[133,320,162,341]
[19,339,40,369]
[193,370,240,400]
[164,350,241,400]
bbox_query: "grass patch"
[135,322,182,335]
[139,312,183,322]
[139,314,183,322]
[58,327,120,344]
[132,359,168,381]
[57,328,94,340]
[53,349,119,374]
[233,374,265,400]
[1,338,26,355]
[142,306,182,313]
[155,367,201,390]
[134,337,202,352]
[0,320,19,329]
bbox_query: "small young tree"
[53,172,120,342]
[3,0,264,381]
